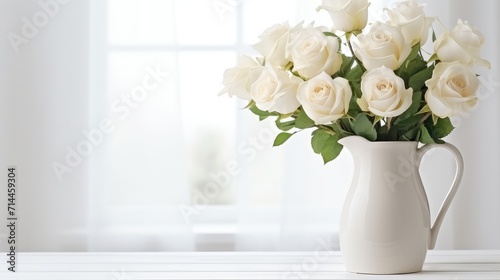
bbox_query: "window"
[87,0,352,251]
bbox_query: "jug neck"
[339,136,420,162]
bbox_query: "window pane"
[242,0,338,45]
[108,0,176,45]
[175,0,237,45]
[178,51,237,204]
[242,0,298,45]
[237,117,285,206]
[102,51,185,206]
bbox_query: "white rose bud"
[358,66,413,117]
[219,55,264,100]
[252,22,291,68]
[297,72,352,125]
[287,26,342,79]
[250,67,303,114]
[435,19,491,68]
[425,62,479,118]
[353,22,412,71]
[386,0,434,46]
[316,0,369,33]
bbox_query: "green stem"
[316,124,336,135]
[345,32,366,72]
[344,54,356,74]
[418,112,432,127]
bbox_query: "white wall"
[0,0,90,251]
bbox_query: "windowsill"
[3,250,499,279]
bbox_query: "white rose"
[252,22,291,68]
[353,22,412,71]
[219,55,264,100]
[316,0,369,33]
[358,66,413,117]
[250,67,303,114]
[435,19,491,68]
[385,0,434,46]
[287,26,342,79]
[425,62,479,118]
[297,72,352,125]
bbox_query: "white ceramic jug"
[339,136,464,274]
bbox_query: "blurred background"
[0,0,499,252]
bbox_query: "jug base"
[347,269,422,275]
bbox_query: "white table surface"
[1,250,499,280]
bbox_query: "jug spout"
[338,136,370,153]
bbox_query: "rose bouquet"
[220,0,490,163]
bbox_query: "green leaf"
[399,126,420,141]
[249,105,278,120]
[394,91,423,123]
[387,125,399,141]
[323,31,338,38]
[338,118,355,134]
[248,104,266,116]
[396,114,422,130]
[337,54,354,77]
[378,123,399,141]
[295,109,315,129]
[273,132,294,147]
[426,117,454,139]
[321,138,343,164]
[409,66,434,92]
[432,114,439,125]
[330,123,347,137]
[373,115,384,125]
[419,125,435,144]
[352,114,377,141]
[243,100,255,109]
[406,43,421,62]
[311,129,331,154]
[434,139,445,144]
[347,93,362,116]
[275,119,295,131]
[399,59,427,85]
[396,43,428,85]
[417,104,431,114]
[345,64,364,82]
[350,81,362,98]
[279,112,294,119]
[311,129,343,164]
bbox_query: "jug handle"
[417,143,464,250]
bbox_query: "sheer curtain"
[1,0,499,252]
[0,0,195,251]
[88,0,199,251]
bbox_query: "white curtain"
[86,0,194,251]
[0,0,194,251]
[0,0,499,252]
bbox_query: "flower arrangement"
[220,0,490,163]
